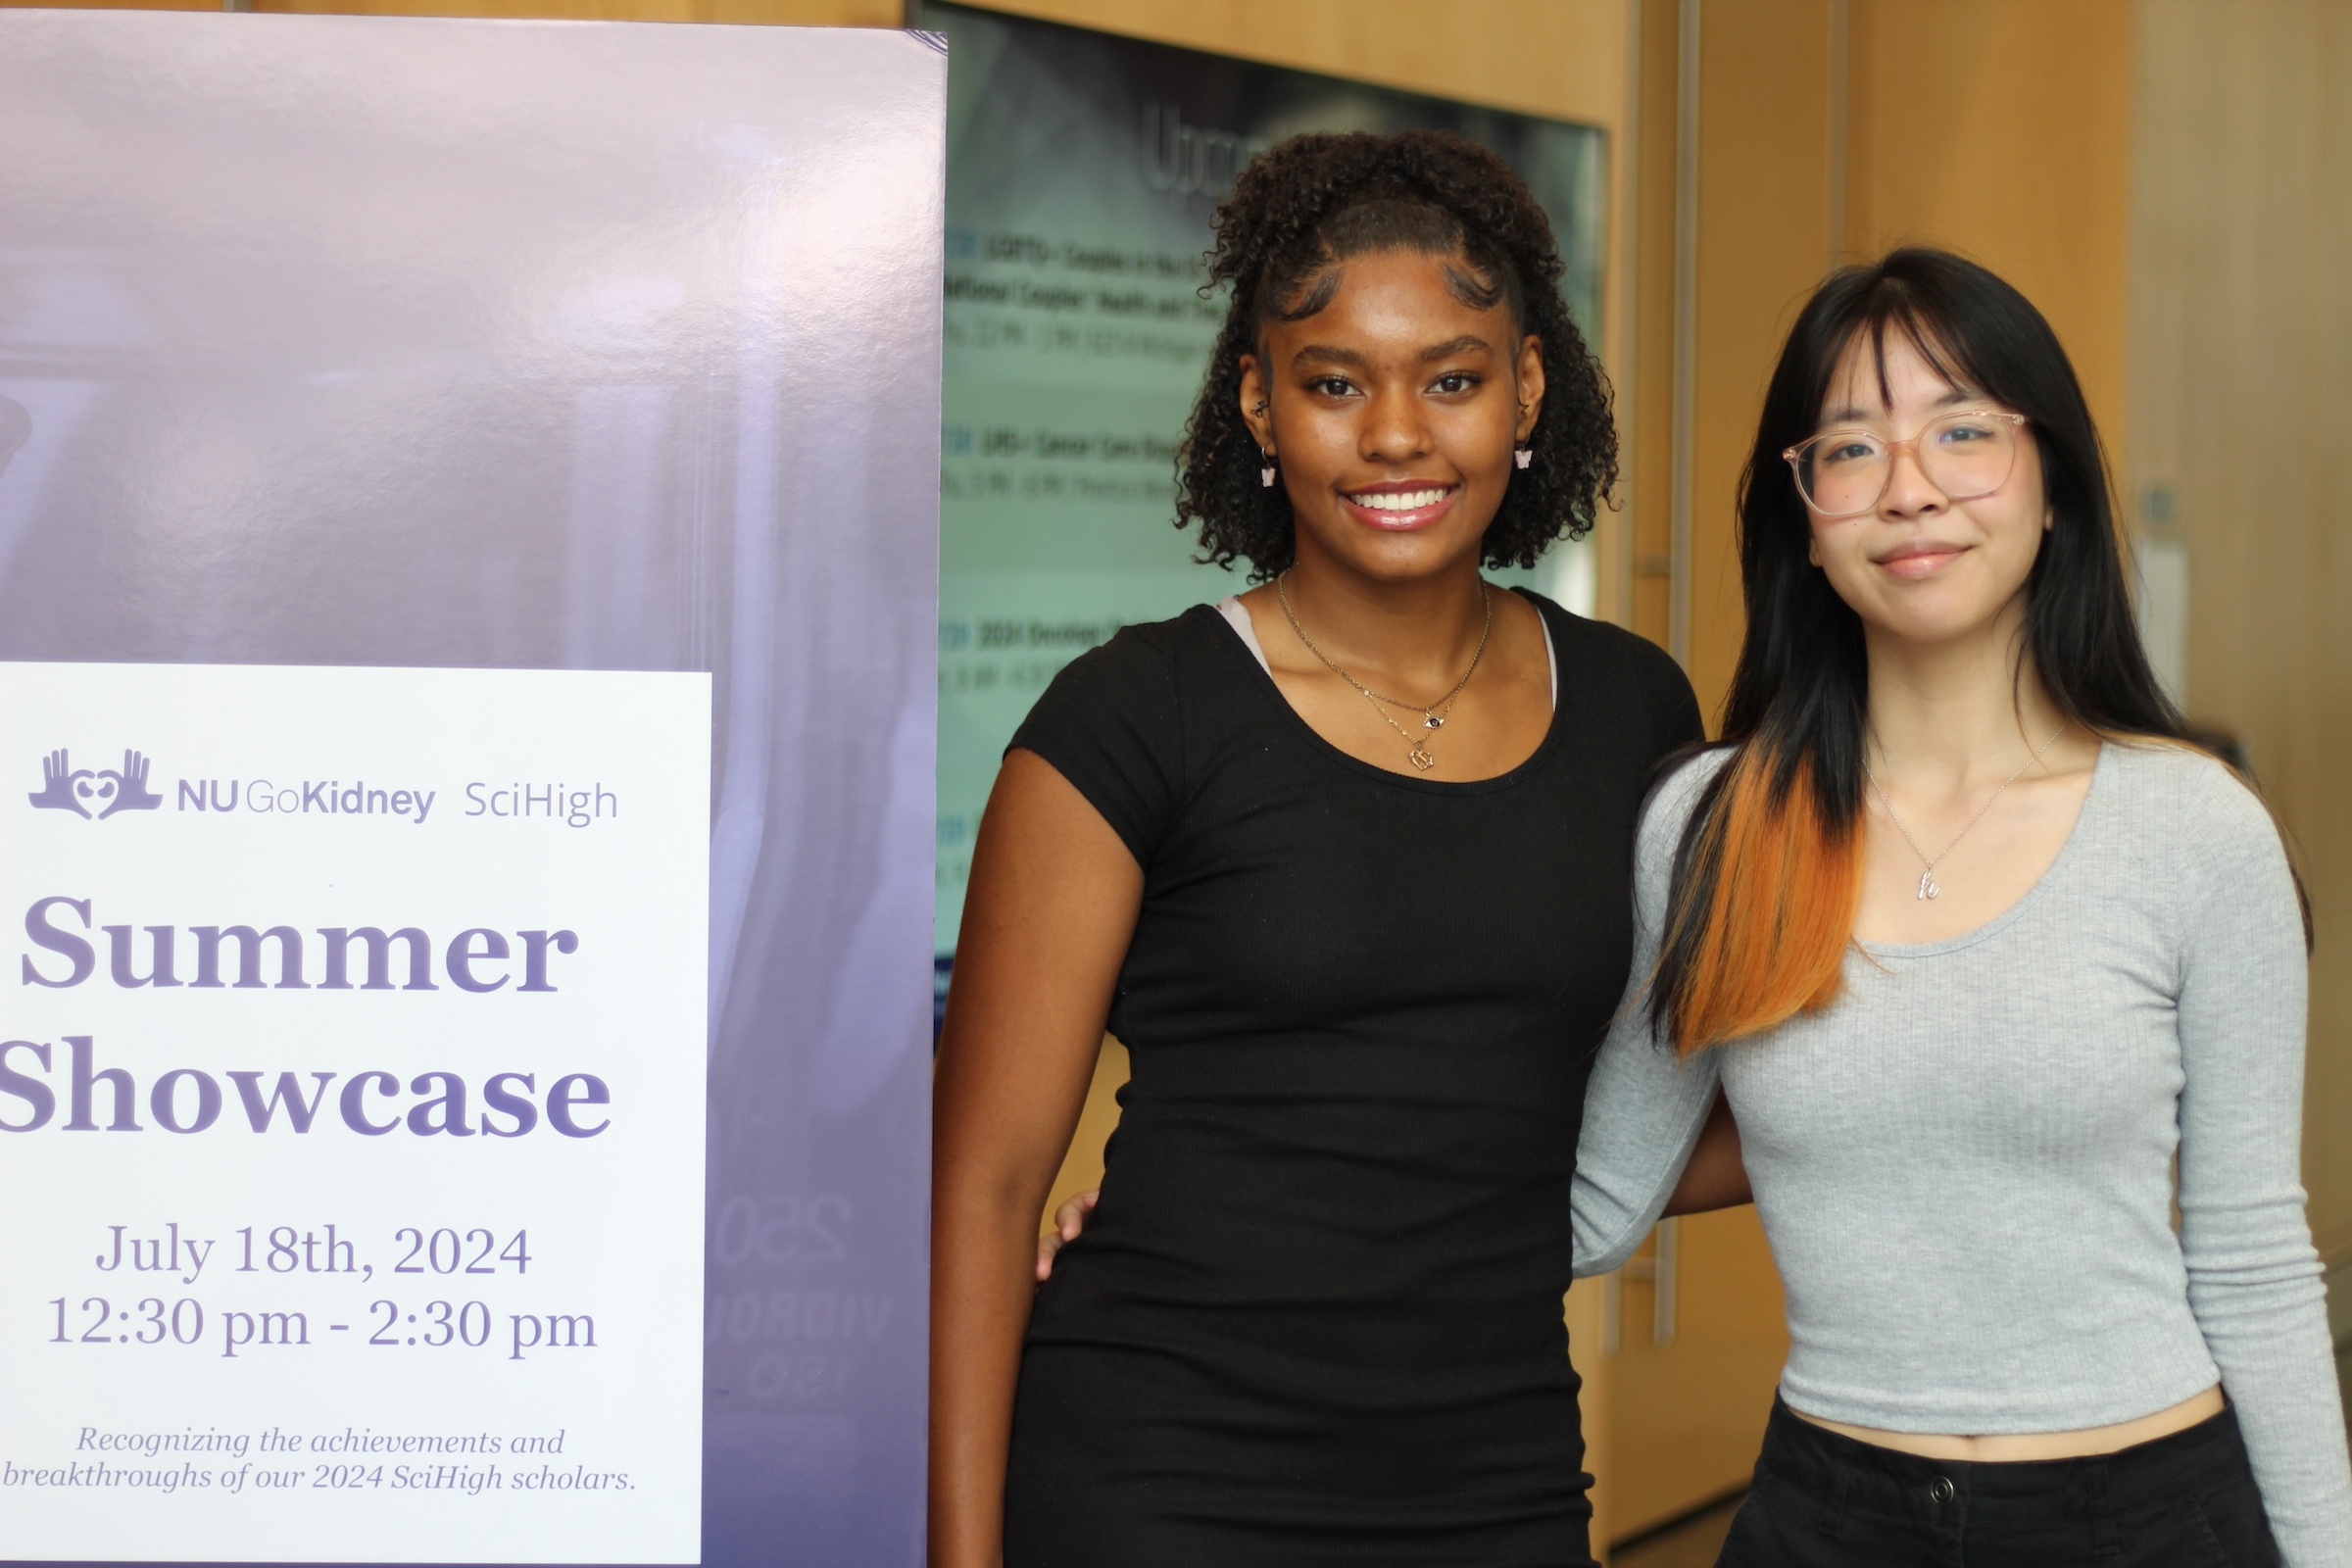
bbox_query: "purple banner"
[0,11,942,1565]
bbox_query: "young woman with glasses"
[930,130,1698,1567]
[1570,249,2352,1565]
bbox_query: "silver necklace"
[1273,572,1493,772]
[1863,719,2070,901]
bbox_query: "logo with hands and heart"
[29,749,165,820]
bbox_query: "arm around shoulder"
[1571,753,1729,1277]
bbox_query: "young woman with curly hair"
[1571,250,2352,1565]
[930,129,1698,1567]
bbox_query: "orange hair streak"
[1662,744,1863,1055]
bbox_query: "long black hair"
[1176,129,1617,580]
[1649,248,2207,1052]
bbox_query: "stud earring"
[1261,452,1278,488]
[1514,447,1533,470]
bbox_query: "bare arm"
[1662,1090,1751,1216]
[930,750,1143,1568]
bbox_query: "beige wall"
[2131,0,2352,1261]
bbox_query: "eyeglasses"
[1783,409,2029,518]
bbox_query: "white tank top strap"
[1216,594,1269,671]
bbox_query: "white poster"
[0,662,710,1563]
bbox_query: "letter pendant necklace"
[1864,719,2069,900]
[1274,572,1492,772]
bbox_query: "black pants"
[1717,1396,2281,1567]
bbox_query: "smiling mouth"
[1348,485,1452,511]
[1340,484,1459,529]
[1876,540,1968,578]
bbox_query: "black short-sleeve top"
[1004,590,1700,1557]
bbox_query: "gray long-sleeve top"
[1572,741,2352,1565]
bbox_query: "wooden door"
[1588,1210,1788,1550]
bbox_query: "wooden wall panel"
[2131,0,2352,1260]
[1848,0,2133,483]
[1606,1208,1789,1539]
[1668,0,2136,725]
[1622,0,1680,655]
[1685,0,1837,721]
[958,0,1629,131]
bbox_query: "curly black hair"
[1175,128,1617,581]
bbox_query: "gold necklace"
[1863,719,2070,900]
[1273,572,1494,772]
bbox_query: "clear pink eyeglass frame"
[1782,409,2031,519]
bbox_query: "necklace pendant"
[1407,746,1437,772]
[1422,712,1444,730]
[1917,870,1940,901]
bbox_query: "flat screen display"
[921,1,1609,956]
